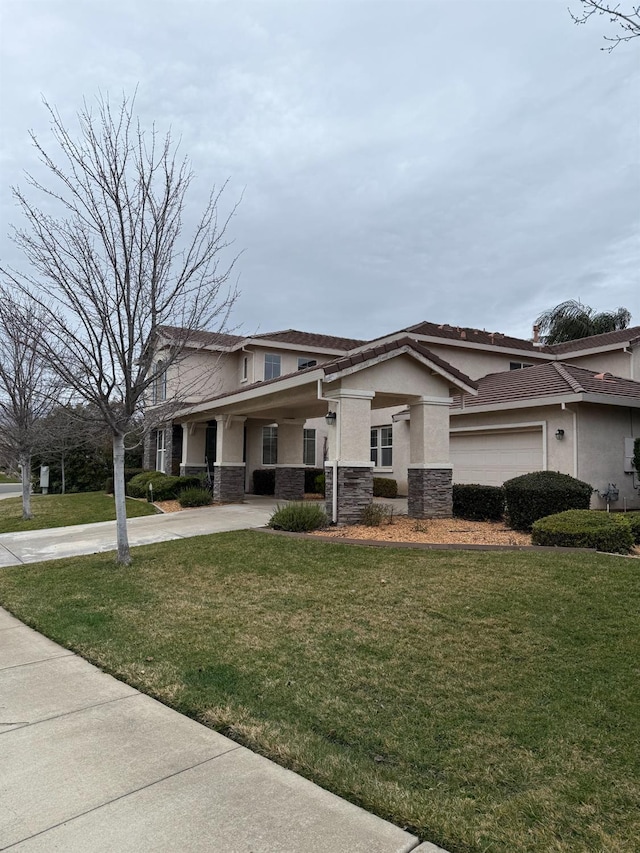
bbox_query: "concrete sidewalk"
[0,497,280,567]
[0,607,445,852]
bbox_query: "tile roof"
[544,326,640,354]
[250,329,366,350]
[157,325,244,348]
[323,336,478,390]
[451,362,640,410]
[402,321,540,352]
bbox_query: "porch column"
[407,395,453,518]
[275,419,306,500]
[324,390,374,525]
[179,422,208,476]
[213,415,246,502]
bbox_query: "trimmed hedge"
[452,484,505,521]
[532,510,634,554]
[304,468,324,493]
[126,472,200,501]
[126,471,168,498]
[268,502,328,532]
[624,511,640,544]
[252,469,275,495]
[373,477,398,498]
[504,471,592,531]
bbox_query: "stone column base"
[325,465,373,525]
[213,465,245,503]
[408,467,453,518]
[274,467,305,501]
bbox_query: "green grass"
[0,532,637,853]
[0,491,159,533]
[0,473,19,483]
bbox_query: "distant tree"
[2,93,239,563]
[570,2,640,50]
[0,291,57,518]
[535,299,632,344]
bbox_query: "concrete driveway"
[0,483,21,501]
[0,497,280,567]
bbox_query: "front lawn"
[0,532,637,852]
[0,473,19,483]
[0,491,159,533]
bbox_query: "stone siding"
[213,465,246,503]
[325,464,373,525]
[275,467,305,501]
[408,468,452,518]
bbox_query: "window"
[371,426,393,467]
[242,356,248,382]
[303,428,316,465]
[262,425,278,465]
[155,429,166,472]
[264,353,281,381]
[298,357,317,371]
[152,360,167,403]
[509,361,533,370]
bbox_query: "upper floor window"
[371,426,393,467]
[152,360,167,404]
[510,361,533,370]
[242,355,249,382]
[298,357,317,371]
[264,353,281,381]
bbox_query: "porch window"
[155,428,166,472]
[264,353,281,381]
[262,425,278,465]
[371,426,392,468]
[303,428,316,465]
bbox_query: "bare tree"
[570,2,640,49]
[0,290,56,519]
[2,93,239,563]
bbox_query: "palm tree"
[535,299,632,345]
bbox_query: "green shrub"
[268,502,328,532]
[624,511,640,544]
[304,468,324,493]
[360,503,391,526]
[453,484,505,521]
[253,469,275,495]
[504,471,592,531]
[314,474,326,495]
[104,467,144,494]
[127,472,200,501]
[178,487,213,508]
[532,510,633,554]
[126,470,168,498]
[373,477,398,498]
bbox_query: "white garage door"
[450,428,544,486]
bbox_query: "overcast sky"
[1,0,638,343]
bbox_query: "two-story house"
[145,322,640,523]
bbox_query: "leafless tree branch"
[569,1,640,50]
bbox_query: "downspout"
[317,378,339,523]
[561,403,578,478]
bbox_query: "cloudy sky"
[1,0,638,342]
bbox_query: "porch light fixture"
[325,411,337,425]
[555,429,565,440]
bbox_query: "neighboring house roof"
[404,320,540,352]
[451,362,640,410]
[250,329,366,350]
[544,326,640,355]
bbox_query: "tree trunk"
[19,453,32,520]
[112,432,131,565]
[61,452,66,494]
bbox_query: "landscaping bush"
[304,468,324,493]
[252,468,275,495]
[268,502,328,532]
[623,511,640,544]
[104,467,144,494]
[360,503,391,526]
[504,470,592,531]
[126,470,169,498]
[373,477,398,498]
[532,510,634,554]
[314,474,326,495]
[178,487,213,508]
[452,484,505,521]
[127,471,200,501]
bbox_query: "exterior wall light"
[555,429,565,440]
[325,411,337,425]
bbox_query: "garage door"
[450,428,544,486]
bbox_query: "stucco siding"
[562,349,632,378]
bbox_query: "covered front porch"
[176,339,477,524]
